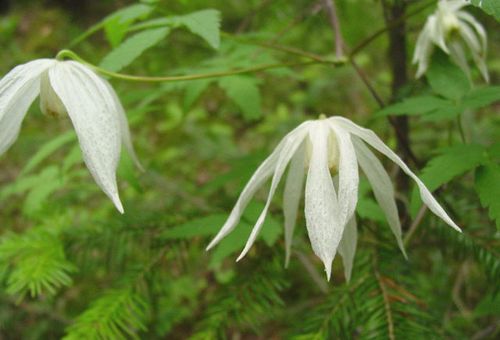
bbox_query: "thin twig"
[404,205,428,246]
[322,0,344,58]
[373,259,396,340]
[294,250,329,293]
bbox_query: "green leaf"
[103,3,154,46]
[426,54,471,100]
[175,9,221,49]
[0,230,77,298]
[100,27,170,72]
[475,162,500,229]
[21,131,76,176]
[462,86,500,110]
[183,79,213,110]
[218,76,262,120]
[376,95,450,117]
[64,288,148,340]
[468,0,500,22]
[70,3,154,47]
[410,144,487,216]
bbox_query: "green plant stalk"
[55,49,343,83]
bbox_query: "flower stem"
[55,49,343,83]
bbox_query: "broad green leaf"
[410,144,487,216]
[174,9,221,49]
[468,0,500,22]
[183,79,213,110]
[376,95,450,116]
[71,3,154,47]
[475,162,500,229]
[426,54,470,100]
[100,27,170,72]
[462,86,500,110]
[219,76,262,120]
[21,131,76,176]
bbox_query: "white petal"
[236,128,308,261]
[0,59,53,154]
[332,117,461,232]
[448,41,472,80]
[283,141,306,267]
[103,79,144,171]
[352,136,407,257]
[49,61,124,213]
[413,25,434,78]
[206,121,311,250]
[457,12,487,51]
[329,121,359,227]
[305,121,342,281]
[337,216,357,282]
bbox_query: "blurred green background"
[0,0,498,339]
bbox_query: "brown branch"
[322,0,344,58]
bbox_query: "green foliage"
[0,229,76,298]
[64,288,149,340]
[475,162,500,229]
[173,9,221,49]
[218,76,262,120]
[426,55,471,100]
[469,0,500,22]
[410,144,487,216]
[294,253,436,339]
[161,202,282,267]
[0,0,498,339]
[100,27,170,72]
[191,256,287,339]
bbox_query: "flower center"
[39,71,67,118]
[305,127,340,172]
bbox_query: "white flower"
[206,116,461,281]
[413,0,488,81]
[0,59,142,213]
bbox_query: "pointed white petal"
[305,121,343,281]
[337,216,357,282]
[352,136,407,257]
[429,16,449,54]
[413,25,434,78]
[457,12,487,51]
[236,127,308,261]
[206,121,311,250]
[49,61,124,213]
[0,59,53,154]
[458,23,481,53]
[332,117,461,232]
[329,121,359,227]
[448,41,472,80]
[283,141,306,268]
[103,79,144,171]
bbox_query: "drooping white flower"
[0,59,142,213]
[206,116,461,281]
[413,0,488,81]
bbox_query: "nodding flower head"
[413,0,488,81]
[0,59,143,213]
[206,116,461,281]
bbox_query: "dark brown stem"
[382,0,413,218]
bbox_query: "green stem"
[55,49,340,82]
